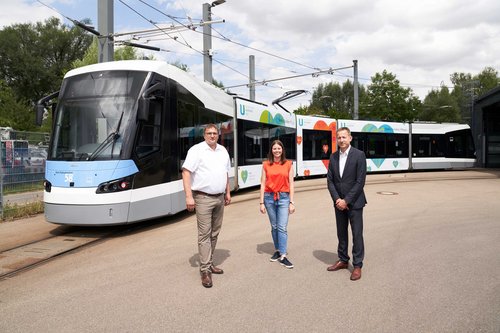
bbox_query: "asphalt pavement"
[0,169,499,333]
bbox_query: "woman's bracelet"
[260,202,264,205]
[289,202,295,205]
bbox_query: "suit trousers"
[194,193,225,272]
[334,207,364,268]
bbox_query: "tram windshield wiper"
[87,112,124,161]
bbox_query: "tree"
[71,38,152,68]
[0,80,34,131]
[420,86,460,123]
[0,17,92,131]
[169,60,189,72]
[450,66,500,123]
[0,17,93,104]
[303,80,365,119]
[475,66,499,95]
[362,70,420,122]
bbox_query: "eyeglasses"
[205,132,219,136]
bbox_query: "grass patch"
[2,182,44,195]
[1,201,44,221]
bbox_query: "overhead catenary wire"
[118,0,250,80]
[37,0,454,95]
[136,0,319,72]
[36,0,101,36]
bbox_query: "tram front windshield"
[50,70,148,161]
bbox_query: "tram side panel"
[410,123,476,170]
[235,98,296,189]
[295,115,336,177]
[337,119,411,172]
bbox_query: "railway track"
[0,228,119,279]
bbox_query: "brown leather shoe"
[327,260,348,271]
[201,271,212,288]
[210,265,224,274]
[350,267,362,281]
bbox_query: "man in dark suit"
[326,127,367,281]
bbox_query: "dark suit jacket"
[327,146,367,209]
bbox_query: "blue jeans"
[264,192,290,255]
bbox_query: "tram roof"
[411,122,470,134]
[65,60,234,115]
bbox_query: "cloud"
[0,1,62,27]
[2,0,500,108]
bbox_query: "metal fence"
[0,129,49,219]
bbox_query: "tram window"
[273,127,296,160]
[466,132,475,158]
[413,136,430,157]
[446,130,475,158]
[447,134,464,157]
[216,115,234,163]
[136,100,161,158]
[237,120,296,165]
[178,101,197,161]
[350,133,366,152]
[366,134,385,158]
[386,134,408,158]
[302,129,331,160]
[413,135,445,157]
[432,136,446,157]
[237,119,268,165]
[177,99,233,175]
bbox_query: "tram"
[36,60,475,225]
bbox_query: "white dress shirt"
[182,141,230,194]
[339,145,351,178]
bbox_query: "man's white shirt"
[339,145,351,178]
[182,141,230,194]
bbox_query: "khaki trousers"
[194,193,225,272]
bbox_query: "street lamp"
[211,0,226,6]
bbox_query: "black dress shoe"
[201,271,212,288]
[210,265,224,274]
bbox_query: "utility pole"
[202,1,225,83]
[463,80,479,125]
[249,55,256,101]
[202,3,213,83]
[98,0,114,63]
[353,60,359,119]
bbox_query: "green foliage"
[0,81,34,131]
[293,105,310,115]
[302,80,365,119]
[450,66,500,122]
[307,67,497,124]
[169,60,190,72]
[1,201,44,221]
[0,17,92,131]
[212,78,225,89]
[420,87,460,122]
[362,70,420,122]
[72,38,149,68]
[0,17,93,103]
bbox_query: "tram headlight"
[96,176,133,194]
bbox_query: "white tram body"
[37,60,476,226]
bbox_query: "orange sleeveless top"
[264,160,292,195]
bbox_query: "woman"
[259,140,295,269]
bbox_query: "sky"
[1,0,500,111]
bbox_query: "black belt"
[193,190,224,197]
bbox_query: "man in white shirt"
[182,124,231,288]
